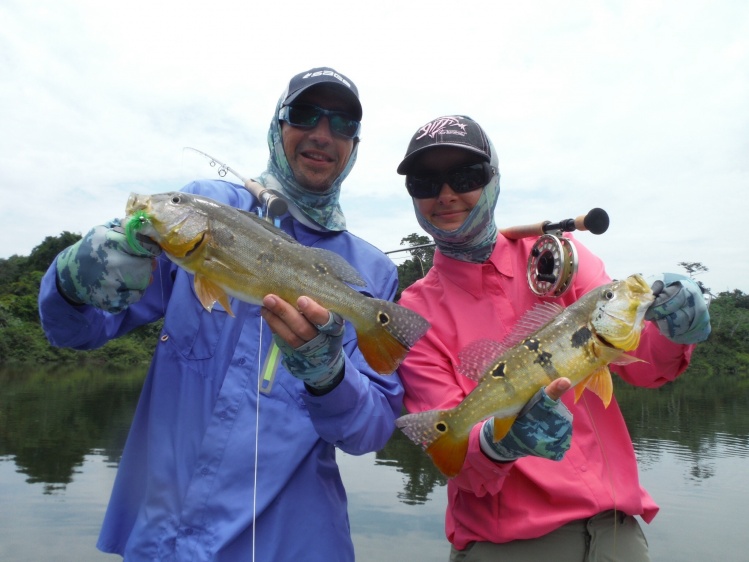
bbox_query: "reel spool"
[500,208,609,299]
[527,234,579,297]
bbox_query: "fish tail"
[426,429,469,478]
[356,299,430,374]
[396,409,468,478]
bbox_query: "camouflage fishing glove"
[645,273,711,344]
[55,219,161,314]
[274,311,346,392]
[480,387,573,462]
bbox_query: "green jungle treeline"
[0,232,162,366]
[1,232,748,374]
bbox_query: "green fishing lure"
[124,210,153,256]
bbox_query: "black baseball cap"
[397,115,491,175]
[281,67,362,121]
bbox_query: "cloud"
[1,0,747,293]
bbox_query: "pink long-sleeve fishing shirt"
[397,234,693,550]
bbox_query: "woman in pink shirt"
[395,115,711,562]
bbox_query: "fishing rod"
[184,147,288,222]
[389,208,610,298]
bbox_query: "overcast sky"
[2,0,747,293]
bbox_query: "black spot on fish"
[435,422,447,433]
[489,362,506,378]
[571,327,592,348]
[523,338,541,352]
[534,351,553,368]
[313,263,328,275]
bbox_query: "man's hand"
[55,219,160,313]
[261,295,345,392]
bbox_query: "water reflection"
[2,366,748,497]
[0,365,142,494]
[1,365,748,560]
[615,370,749,485]
[374,428,447,505]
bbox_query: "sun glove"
[645,273,711,344]
[480,387,573,462]
[274,311,346,392]
[55,218,161,314]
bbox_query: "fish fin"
[493,415,517,441]
[194,274,235,317]
[397,409,469,478]
[305,247,367,287]
[396,409,444,447]
[457,302,564,380]
[610,352,646,366]
[514,302,565,335]
[396,409,467,477]
[575,366,613,407]
[458,339,512,381]
[357,299,430,374]
[573,382,587,404]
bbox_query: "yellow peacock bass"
[396,274,654,477]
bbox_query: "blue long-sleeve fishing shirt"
[37,180,404,561]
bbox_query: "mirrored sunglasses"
[278,103,361,139]
[406,162,495,199]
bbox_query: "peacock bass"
[396,274,655,477]
[124,191,430,375]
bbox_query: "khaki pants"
[449,510,651,562]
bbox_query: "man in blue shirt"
[38,67,404,561]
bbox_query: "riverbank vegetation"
[1,232,747,374]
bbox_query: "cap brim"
[283,83,362,121]
[396,144,491,175]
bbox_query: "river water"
[1,365,747,561]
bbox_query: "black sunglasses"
[406,162,495,199]
[278,103,361,139]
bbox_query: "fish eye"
[604,290,614,300]
[171,195,181,204]
[377,311,390,326]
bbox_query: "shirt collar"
[432,236,517,298]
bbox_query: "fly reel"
[500,208,610,299]
[527,234,578,297]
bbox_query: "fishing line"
[157,260,166,318]
[251,315,263,562]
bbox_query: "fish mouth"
[126,193,150,215]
